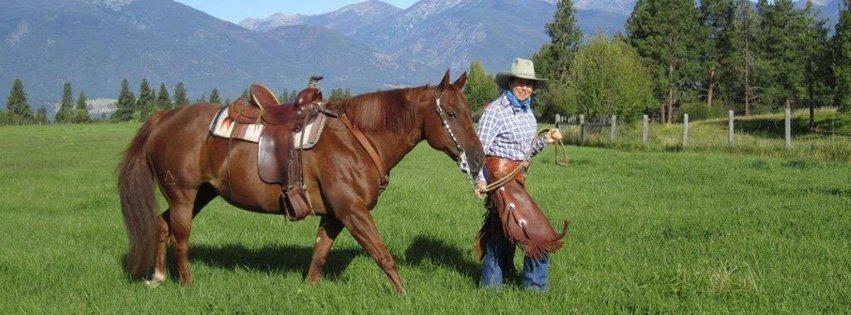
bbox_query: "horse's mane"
[326,85,434,133]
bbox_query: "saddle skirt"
[208,106,329,149]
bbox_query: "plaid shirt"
[476,93,546,182]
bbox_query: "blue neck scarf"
[503,89,532,111]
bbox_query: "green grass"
[1,122,849,313]
[562,109,851,162]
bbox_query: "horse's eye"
[447,111,457,119]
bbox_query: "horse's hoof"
[144,280,162,288]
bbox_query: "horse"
[118,71,484,294]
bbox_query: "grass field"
[1,122,849,313]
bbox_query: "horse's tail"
[118,112,165,279]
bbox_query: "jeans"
[480,229,549,291]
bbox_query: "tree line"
[2,78,355,125]
[465,0,851,125]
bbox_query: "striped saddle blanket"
[208,106,329,149]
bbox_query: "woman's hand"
[474,181,487,200]
[543,128,562,144]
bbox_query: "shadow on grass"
[129,237,484,284]
[189,244,364,281]
[402,235,481,282]
[732,115,849,138]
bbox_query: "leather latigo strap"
[477,156,568,261]
[340,114,389,189]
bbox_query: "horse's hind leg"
[150,184,217,286]
[148,212,171,286]
[167,198,195,286]
[305,216,344,283]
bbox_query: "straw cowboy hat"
[494,58,547,90]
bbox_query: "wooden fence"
[555,109,796,149]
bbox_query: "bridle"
[433,89,475,184]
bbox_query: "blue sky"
[174,0,419,23]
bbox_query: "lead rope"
[542,128,569,166]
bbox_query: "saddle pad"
[208,106,329,149]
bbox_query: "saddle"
[224,76,330,221]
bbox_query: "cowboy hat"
[494,58,547,90]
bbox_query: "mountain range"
[1,0,845,107]
[0,0,430,106]
[242,0,630,71]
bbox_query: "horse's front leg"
[339,208,405,295]
[305,215,344,283]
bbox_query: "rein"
[339,113,389,191]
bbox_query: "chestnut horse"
[118,72,484,294]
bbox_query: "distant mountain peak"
[239,13,307,30]
[240,0,401,34]
[334,0,400,15]
[89,0,138,11]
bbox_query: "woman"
[473,58,567,292]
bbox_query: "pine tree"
[113,79,136,122]
[798,3,831,128]
[55,83,74,123]
[464,61,498,118]
[173,82,189,107]
[754,0,820,111]
[530,0,584,120]
[329,88,343,101]
[5,78,32,125]
[545,0,583,81]
[157,82,172,111]
[209,88,221,104]
[628,0,706,123]
[75,91,91,123]
[736,0,759,115]
[35,107,48,124]
[136,78,154,120]
[833,0,851,112]
[196,94,207,103]
[700,0,740,108]
[279,88,291,102]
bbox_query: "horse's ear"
[453,72,468,89]
[439,69,451,88]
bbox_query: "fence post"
[642,115,649,144]
[785,108,792,149]
[579,114,586,146]
[611,115,617,141]
[728,110,735,147]
[555,114,561,126]
[683,113,689,148]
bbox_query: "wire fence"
[553,109,851,162]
